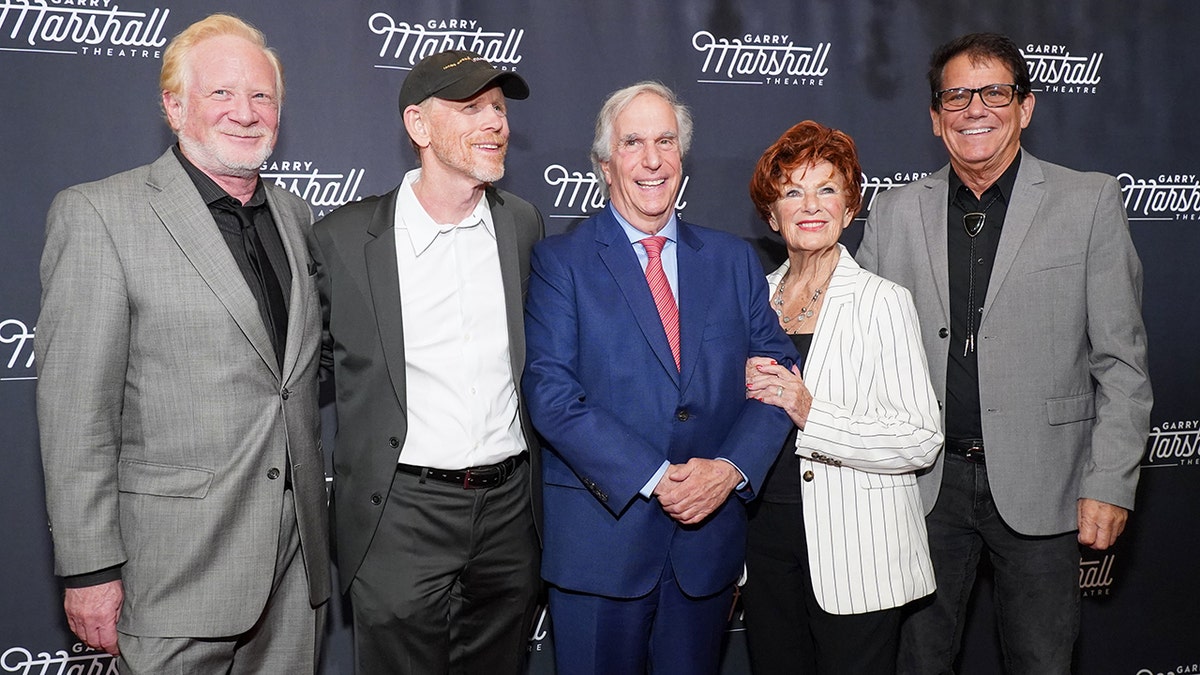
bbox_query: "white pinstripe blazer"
[767,245,943,614]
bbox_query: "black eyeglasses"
[934,83,1021,111]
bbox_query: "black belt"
[397,452,526,489]
[944,439,986,464]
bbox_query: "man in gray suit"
[858,32,1152,674]
[36,14,328,673]
[309,50,542,674]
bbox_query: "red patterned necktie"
[638,236,680,370]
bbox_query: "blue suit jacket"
[523,207,796,598]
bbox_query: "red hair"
[749,120,863,222]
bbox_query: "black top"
[760,331,813,504]
[944,151,1021,442]
[173,145,292,369]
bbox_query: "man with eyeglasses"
[858,32,1151,674]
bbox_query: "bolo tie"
[958,191,999,356]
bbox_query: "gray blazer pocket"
[1046,393,1096,425]
[1025,255,1082,275]
[117,459,214,498]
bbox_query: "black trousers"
[742,499,901,675]
[349,465,539,675]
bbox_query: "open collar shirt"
[391,168,526,469]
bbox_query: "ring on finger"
[776,386,784,397]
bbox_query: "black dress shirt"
[944,152,1021,442]
[173,145,292,370]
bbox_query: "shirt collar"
[948,149,1022,205]
[396,168,495,257]
[611,204,679,246]
[172,144,266,208]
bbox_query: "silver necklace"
[772,266,832,331]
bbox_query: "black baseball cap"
[398,50,529,110]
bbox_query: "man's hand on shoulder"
[656,458,741,525]
[1077,498,1129,551]
[64,579,123,656]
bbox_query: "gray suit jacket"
[308,184,544,592]
[857,151,1152,535]
[36,149,330,637]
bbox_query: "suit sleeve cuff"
[61,564,123,589]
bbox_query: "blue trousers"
[549,560,733,675]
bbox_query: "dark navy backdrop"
[3,2,1197,673]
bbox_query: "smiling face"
[164,34,279,182]
[600,92,683,235]
[931,53,1034,187]
[416,85,510,185]
[768,160,854,256]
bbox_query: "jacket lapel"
[595,209,680,386]
[147,151,278,377]
[981,152,1044,325]
[919,168,953,323]
[489,188,525,380]
[264,185,310,386]
[803,246,856,383]
[364,188,408,414]
[675,221,707,392]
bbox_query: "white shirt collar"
[395,168,495,257]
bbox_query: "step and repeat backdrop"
[2,1,1197,673]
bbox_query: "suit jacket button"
[938,327,949,338]
[802,470,814,482]
[389,437,400,448]
[281,387,290,400]
[267,467,280,480]
[676,409,690,422]
[370,492,383,506]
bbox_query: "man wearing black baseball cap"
[309,50,543,674]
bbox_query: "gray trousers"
[349,464,539,675]
[117,489,327,674]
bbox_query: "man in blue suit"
[523,82,797,675]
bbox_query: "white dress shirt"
[392,168,526,469]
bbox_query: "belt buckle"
[462,469,473,489]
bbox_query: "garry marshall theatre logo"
[1079,552,1116,598]
[1137,665,1200,675]
[261,161,366,218]
[692,31,829,87]
[1143,419,1199,468]
[543,163,690,220]
[859,171,931,219]
[1021,42,1102,94]
[369,14,524,71]
[1,318,36,382]
[1119,172,1200,222]
[2,644,116,674]
[0,1,169,59]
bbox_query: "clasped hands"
[653,458,741,525]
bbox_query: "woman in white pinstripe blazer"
[742,121,944,674]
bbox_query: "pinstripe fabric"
[766,245,943,615]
